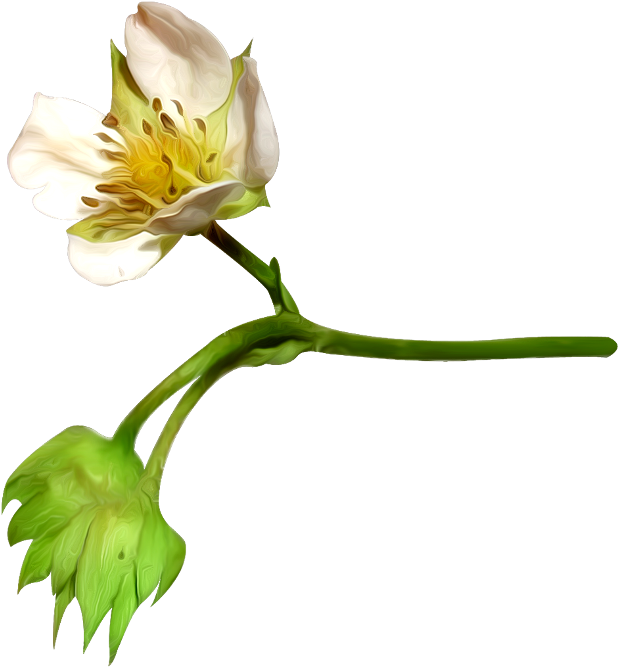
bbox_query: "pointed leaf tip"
[241,37,253,57]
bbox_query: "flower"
[2,425,185,663]
[8,2,279,285]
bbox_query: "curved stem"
[114,337,227,448]
[115,310,317,450]
[117,228,615,458]
[140,320,313,487]
[142,369,220,483]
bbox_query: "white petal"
[8,93,121,220]
[223,57,279,188]
[148,181,246,234]
[67,231,180,286]
[125,2,232,120]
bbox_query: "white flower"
[8,2,279,286]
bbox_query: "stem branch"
[203,222,298,315]
[117,227,615,467]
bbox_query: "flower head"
[9,2,279,285]
[2,425,185,663]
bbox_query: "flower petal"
[8,93,121,220]
[148,180,246,234]
[67,231,181,286]
[223,57,279,187]
[125,2,233,120]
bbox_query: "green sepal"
[109,40,153,135]
[78,493,142,650]
[152,525,186,605]
[8,488,81,546]
[216,183,270,221]
[109,572,139,664]
[2,467,47,513]
[205,44,252,155]
[50,511,94,596]
[53,572,76,648]
[18,533,55,592]
[66,210,150,243]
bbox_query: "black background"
[0,3,611,664]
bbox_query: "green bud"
[3,425,185,664]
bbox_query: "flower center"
[85,97,220,219]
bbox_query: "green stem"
[119,224,615,464]
[313,329,617,361]
[114,336,226,452]
[139,312,615,485]
[141,312,316,484]
[203,222,298,315]
[142,369,220,483]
